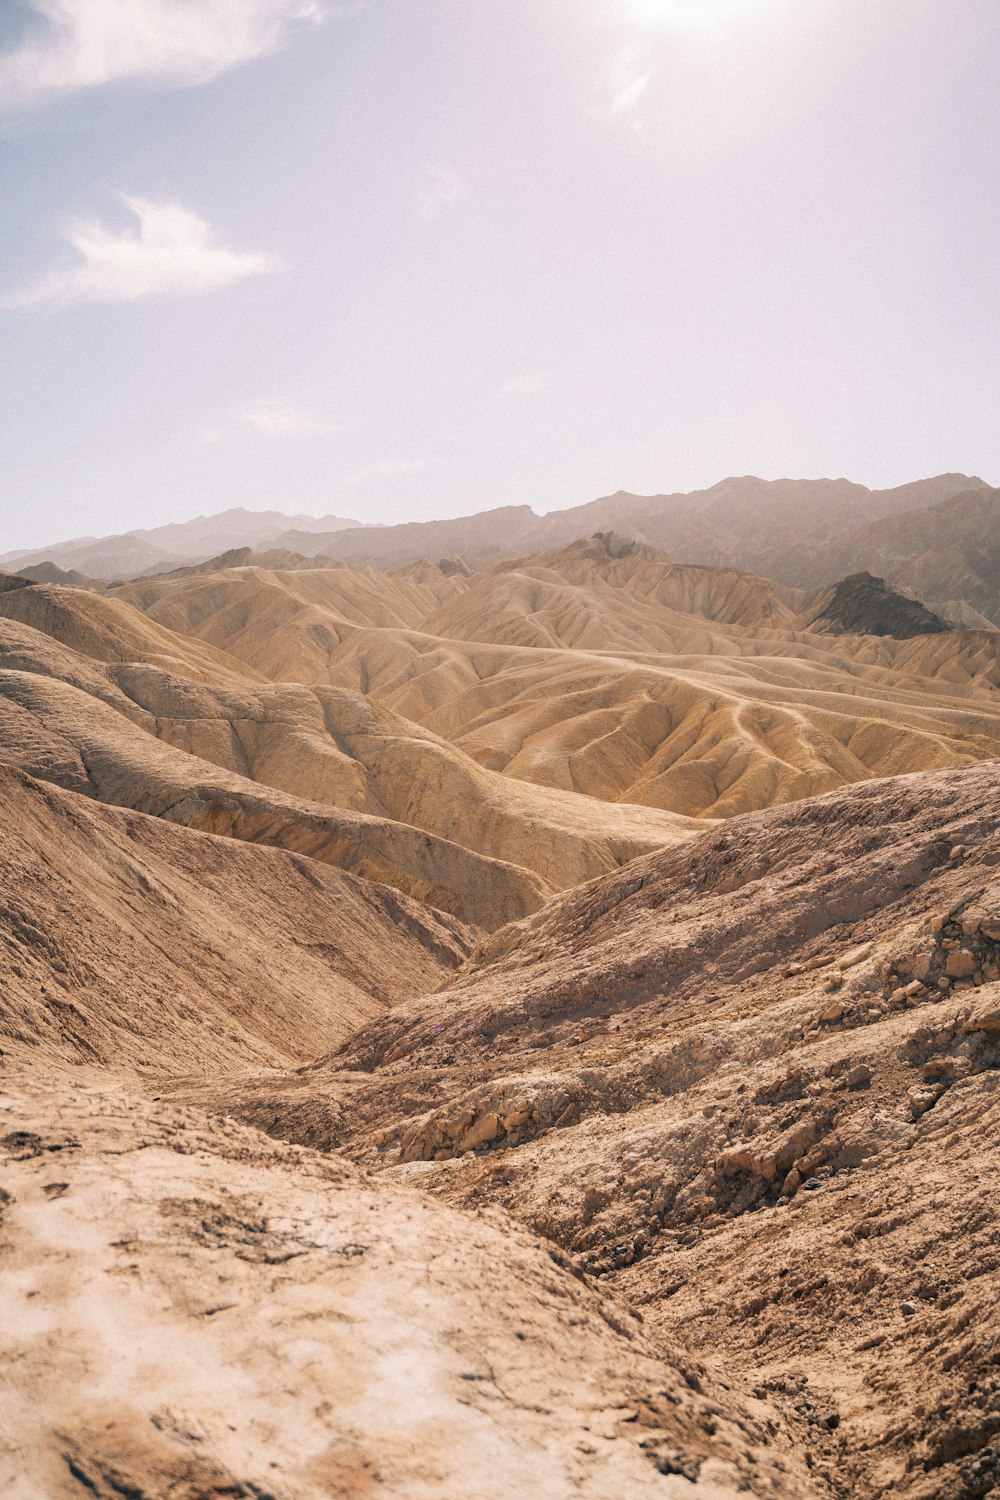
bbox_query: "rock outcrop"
[0,1079,809,1500]
[812,571,953,639]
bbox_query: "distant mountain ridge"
[5,474,1000,625]
[0,506,364,581]
[274,474,997,625]
[789,484,1000,626]
[262,473,988,568]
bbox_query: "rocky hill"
[190,758,1000,1500]
[811,572,954,639]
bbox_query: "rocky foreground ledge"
[0,1079,812,1500]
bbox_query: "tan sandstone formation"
[108,540,1000,823]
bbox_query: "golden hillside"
[110,536,1000,822]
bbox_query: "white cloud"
[344,458,428,484]
[611,71,650,114]
[240,402,331,436]
[500,373,545,397]
[0,0,328,111]
[602,46,652,117]
[1,194,279,309]
[417,162,464,220]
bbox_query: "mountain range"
[0,505,363,582]
[6,472,1000,630]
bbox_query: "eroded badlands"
[1,526,999,1499]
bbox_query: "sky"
[1,0,999,551]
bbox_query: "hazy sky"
[1,0,998,549]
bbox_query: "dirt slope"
[0,764,468,1075]
[0,580,260,684]
[0,666,544,930]
[0,611,697,897]
[193,759,1000,1498]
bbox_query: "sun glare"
[627,0,769,27]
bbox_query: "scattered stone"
[461,1112,500,1151]
[445,1107,476,1141]
[907,1087,941,1119]
[944,948,977,980]
[908,950,935,982]
[781,1168,802,1197]
[960,999,1000,1034]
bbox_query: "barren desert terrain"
[2,500,999,1499]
